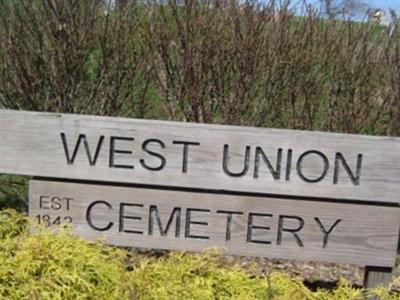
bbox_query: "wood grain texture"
[3,109,400,203]
[364,267,393,291]
[29,180,400,267]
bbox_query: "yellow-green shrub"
[0,209,398,300]
[129,251,268,300]
[0,210,128,300]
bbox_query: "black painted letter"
[247,213,272,244]
[185,208,210,240]
[216,210,243,241]
[109,136,134,169]
[223,144,251,177]
[285,149,293,181]
[296,150,329,183]
[61,132,104,166]
[149,205,181,237]
[254,147,282,179]
[140,139,166,171]
[173,141,200,173]
[314,217,341,248]
[86,200,113,231]
[333,153,362,186]
[119,203,143,234]
[277,215,304,247]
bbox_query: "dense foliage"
[0,0,399,134]
[1,0,400,210]
[0,209,398,299]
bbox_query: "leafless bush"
[146,0,400,135]
[0,0,399,135]
[2,0,400,211]
[0,0,150,116]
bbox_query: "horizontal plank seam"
[32,176,400,207]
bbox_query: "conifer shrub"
[0,209,398,299]
[0,209,129,299]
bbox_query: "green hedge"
[0,209,398,299]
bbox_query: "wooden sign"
[2,109,400,203]
[29,180,400,267]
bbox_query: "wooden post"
[364,266,392,300]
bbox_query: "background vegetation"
[1,0,399,132]
[1,0,400,211]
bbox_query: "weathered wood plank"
[3,109,400,203]
[364,267,393,288]
[364,267,393,299]
[29,180,400,267]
